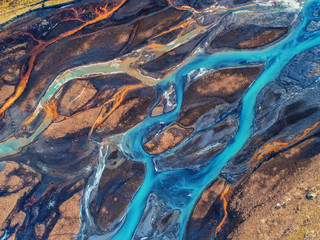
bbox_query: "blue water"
[111,0,320,239]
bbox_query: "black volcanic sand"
[89,159,145,230]
[184,46,320,240]
[210,25,288,50]
[187,134,320,240]
[140,33,205,75]
[0,0,317,239]
[170,0,254,10]
[184,178,227,240]
[146,65,264,171]
[179,65,264,126]
[221,45,320,182]
[0,0,188,237]
[225,136,320,240]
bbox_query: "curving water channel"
[0,0,320,239]
[110,0,320,239]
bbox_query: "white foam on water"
[78,144,109,239]
[276,0,303,10]
[255,0,304,11]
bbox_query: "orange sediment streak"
[214,90,320,238]
[249,120,320,169]
[24,185,53,208]
[22,99,59,127]
[22,104,41,126]
[307,68,320,77]
[0,0,127,120]
[47,0,127,45]
[43,99,60,120]
[167,0,202,13]
[222,121,320,237]
[151,19,193,40]
[215,185,233,236]
[0,52,39,119]
[89,83,143,135]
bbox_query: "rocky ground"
[228,137,320,240]
[0,0,317,239]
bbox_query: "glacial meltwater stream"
[1,0,320,239]
[109,0,320,239]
